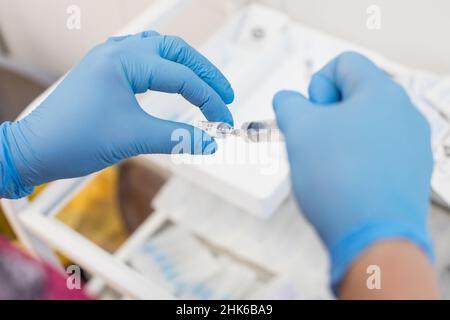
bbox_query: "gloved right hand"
[273,52,434,290]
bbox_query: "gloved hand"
[0,31,234,199]
[273,52,434,289]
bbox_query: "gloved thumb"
[136,116,218,155]
[273,90,315,133]
[308,52,385,102]
[308,73,342,104]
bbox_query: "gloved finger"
[149,59,234,126]
[107,35,132,43]
[157,35,235,104]
[273,90,315,133]
[138,116,218,155]
[132,30,160,39]
[310,51,386,101]
[308,72,341,104]
[107,30,160,43]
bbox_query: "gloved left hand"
[0,31,234,199]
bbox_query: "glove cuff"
[329,220,434,294]
[0,122,34,199]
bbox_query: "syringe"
[197,120,284,143]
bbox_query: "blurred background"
[1,0,449,78]
[1,0,450,300]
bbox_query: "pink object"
[0,236,91,300]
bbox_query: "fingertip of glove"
[309,73,341,104]
[223,85,235,105]
[220,108,234,128]
[273,90,304,111]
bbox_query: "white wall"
[1,0,449,76]
[262,0,450,74]
[0,0,154,77]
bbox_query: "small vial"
[241,120,284,142]
[198,120,283,143]
[197,121,234,139]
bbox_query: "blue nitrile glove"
[273,52,434,289]
[0,31,234,199]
